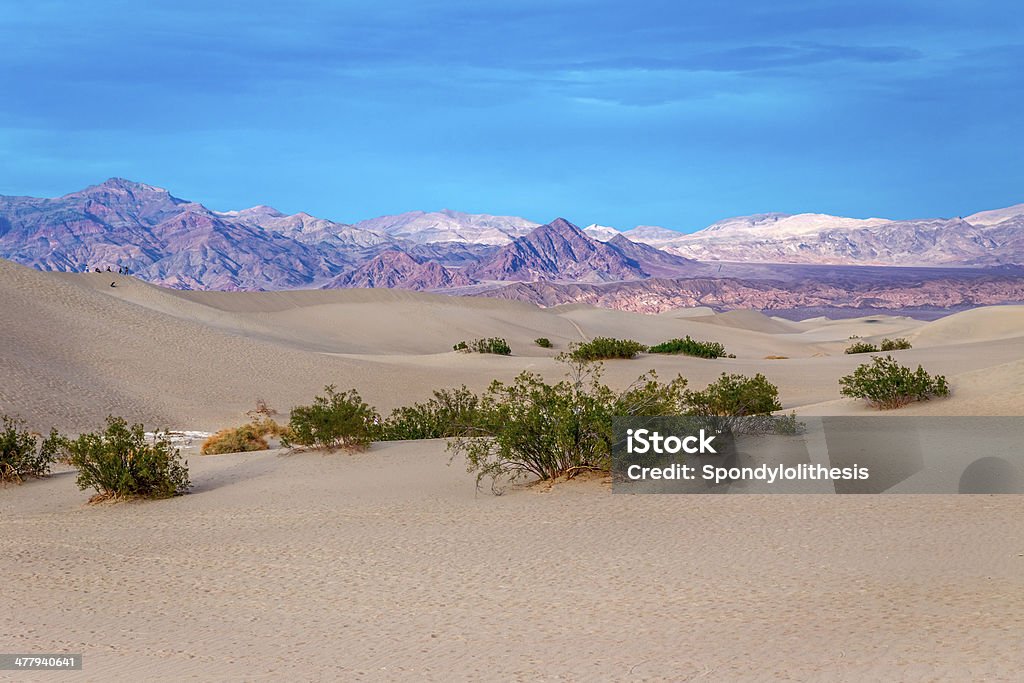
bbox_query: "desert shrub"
[648,335,727,359]
[839,355,949,410]
[683,373,785,434]
[880,337,913,351]
[379,386,495,440]
[534,337,553,348]
[845,341,879,354]
[454,338,512,355]
[66,416,190,502]
[0,416,64,482]
[449,360,687,489]
[201,418,288,455]
[282,385,379,451]
[569,337,646,361]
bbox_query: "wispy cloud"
[0,1,1022,227]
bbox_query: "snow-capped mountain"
[354,209,538,245]
[661,212,1020,266]
[1,178,1021,310]
[582,224,621,241]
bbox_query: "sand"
[1,445,1021,681]
[2,259,1024,680]
[5,260,1024,431]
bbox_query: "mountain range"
[1,178,1022,314]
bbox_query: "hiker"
[106,266,112,272]
[110,281,116,288]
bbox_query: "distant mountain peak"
[583,224,620,242]
[355,209,538,246]
[469,217,651,283]
[100,177,160,189]
[83,177,173,196]
[545,217,580,232]
[964,203,1024,227]
[243,205,287,218]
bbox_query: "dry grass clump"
[201,418,288,455]
[764,355,789,360]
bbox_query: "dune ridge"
[3,258,1023,432]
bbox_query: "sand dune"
[910,305,1024,346]
[4,259,1024,431]
[689,308,804,334]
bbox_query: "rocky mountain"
[604,233,702,278]
[325,250,472,290]
[0,179,343,289]
[249,211,396,249]
[470,218,665,283]
[354,209,537,245]
[1,178,1021,314]
[0,179,531,290]
[139,209,338,290]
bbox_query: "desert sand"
[2,258,1024,680]
[4,258,1024,432]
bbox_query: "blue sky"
[1,1,1022,231]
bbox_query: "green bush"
[839,355,949,410]
[534,337,553,348]
[282,385,379,451]
[379,386,494,440]
[647,335,727,359]
[569,337,646,361]
[201,418,288,455]
[683,373,785,434]
[880,337,913,351]
[0,416,63,483]
[66,416,190,502]
[845,341,879,354]
[454,338,512,355]
[449,360,687,489]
